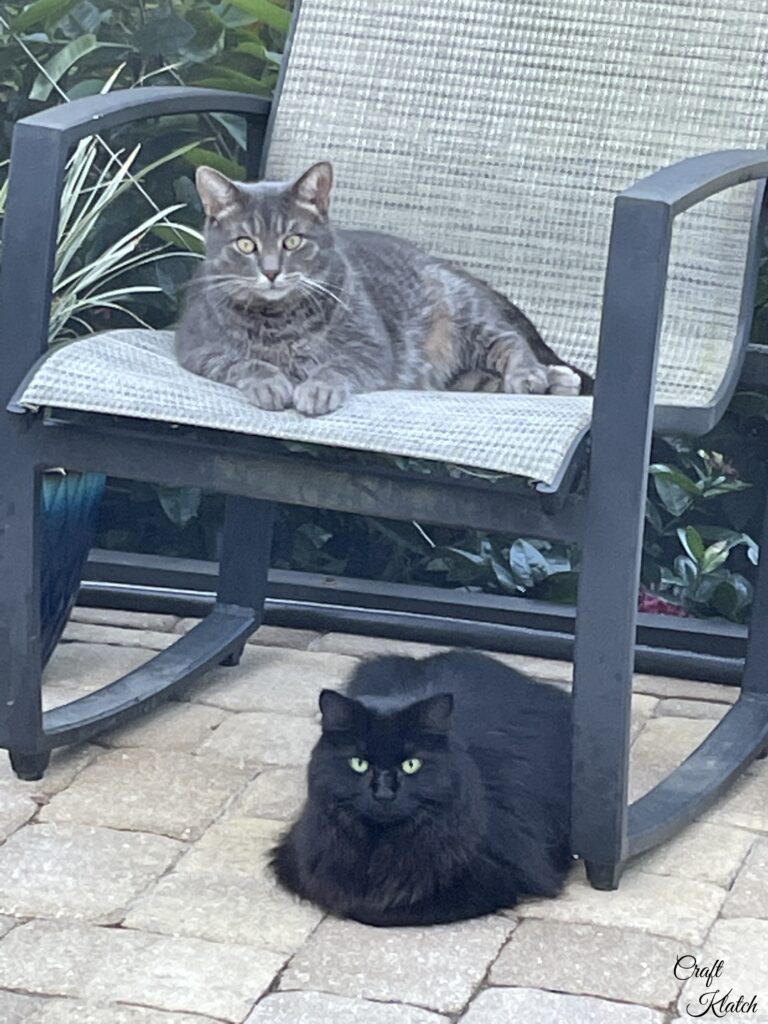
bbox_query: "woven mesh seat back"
[265,0,768,408]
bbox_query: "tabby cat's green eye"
[283,233,303,251]
[349,756,369,774]
[401,758,423,775]
[235,237,256,254]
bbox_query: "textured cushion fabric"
[265,0,768,408]
[18,329,592,486]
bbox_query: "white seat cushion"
[18,329,592,487]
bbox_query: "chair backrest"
[265,0,768,409]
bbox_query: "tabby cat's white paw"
[293,378,349,416]
[237,373,294,410]
[546,365,582,396]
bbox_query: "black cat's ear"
[416,693,454,734]
[195,166,242,219]
[319,689,358,732]
[292,161,333,217]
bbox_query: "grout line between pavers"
[249,910,330,1008]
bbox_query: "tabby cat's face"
[194,161,335,304]
[311,689,456,825]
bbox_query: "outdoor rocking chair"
[3,0,768,890]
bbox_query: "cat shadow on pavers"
[271,650,572,926]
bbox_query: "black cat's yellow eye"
[283,233,303,251]
[401,758,423,775]
[349,757,369,774]
[235,237,257,254]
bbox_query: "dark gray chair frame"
[2,80,768,889]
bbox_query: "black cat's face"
[310,690,456,825]
[194,161,336,304]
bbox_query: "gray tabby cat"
[175,162,591,416]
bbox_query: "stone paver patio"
[1,606,766,1023]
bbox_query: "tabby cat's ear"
[415,693,454,734]
[319,689,358,732]
[292,161,333,217]
[195,166,242,219]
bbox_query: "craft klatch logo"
[675,955,758,1017]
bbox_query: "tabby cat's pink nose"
[264,269,280,283]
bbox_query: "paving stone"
[42,642,154,708]
[0,823,182,923]
[489,919,684,1007]
[173,617,202,634]
[0,993,213,1023]
[701,757,768,832]
[100,702,228,752]
[308,632,446,659]
[516,862,724,945]
[70,607,179,632]
[630,674,737,703]
[654,697,730,720]
[39,748,250,840]
[231,766,307,822]
[126,819,319,954]
[678,918,768,1020]
[174,619,322,650]
[186,646,356,716]
[247,991,448,1023]
[198,711,320,769]
[0,914,17,937]
[247,625,323,649]
[629,717,714,801]
[0,744,100,814]
[0,920,285,1022]
[280,914,512,1014]
[631,694,660,741]
[125,860,322,953]
[635,821,754,888]
[0,992,37,1024]
[460,987,665,1023]
[62,622,178,650]
[722,837,768,918]
[175,817,283,876]
[0,788,37,840]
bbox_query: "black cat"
[270,651,572,926]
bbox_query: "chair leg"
[570,456,646,887]
[0,463,47,779]
[216,496,275,666]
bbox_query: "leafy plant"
[0,125,202,341]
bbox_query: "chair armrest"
[621,148,768,216]
[14,86,268,146]
[596,148,768,431]
[0,87,270,408]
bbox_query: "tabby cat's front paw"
[293,379,349,416]
[546,365,582,396]
[504,364,549,395]
[237,373,294,411]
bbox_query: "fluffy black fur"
[270,651,572,926]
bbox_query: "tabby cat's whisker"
[300,275,351,312]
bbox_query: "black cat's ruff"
[270,651,572,926]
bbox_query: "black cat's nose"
[371,774,397,802]
[372,787,396,803]
[263,269,280,283]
